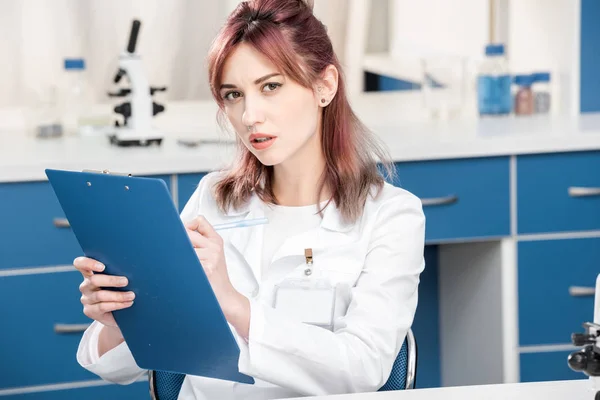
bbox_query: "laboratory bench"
[1,93,600,397]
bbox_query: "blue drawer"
[394,157,510,242]
[520,351,584,382]
[0,271,101,389]
[518,238,598,346]
[0,175,171,270]
[2,381,149,399]
[517,151,600,234]
[178,173,207,211]
[0,182,82,270]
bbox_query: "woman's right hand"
[74,256,135,328]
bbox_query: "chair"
[148,328,417,399]
[378,328,418,391]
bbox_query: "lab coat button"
[304,268,312,276]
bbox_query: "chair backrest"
[149,370,186,400]
[149,328,417,399]
[378,328,418,391]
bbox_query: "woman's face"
[219,43,321,167]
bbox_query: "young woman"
[74,0,425,398]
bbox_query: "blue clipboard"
[45,168,254,385]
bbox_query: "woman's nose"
[241,96,265,128]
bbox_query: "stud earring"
[321,98,326,104]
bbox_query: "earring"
[321,98,326,104]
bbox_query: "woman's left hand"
[185,216,250,338]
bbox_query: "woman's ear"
[316,65,339,107]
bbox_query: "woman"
[74,0,425,398]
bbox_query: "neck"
[271,129,329,207]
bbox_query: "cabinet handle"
[53,218,71,228]
[54,323,91,334]
[568,187,600,197]
[569,286,596,297]
[420,195,458,207]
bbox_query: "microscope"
[568,274,600,400]
[107,19,166,146]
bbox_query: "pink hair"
[207,0,393,223]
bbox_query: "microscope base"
[108,127,164,147]
[109,135,163,147]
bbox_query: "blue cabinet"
[0,182,82,270]
[518,238,599,346]
[4,381,149,399]
[394,157,510,242]
[0,271,98,389]
[520,351,583,383]
[517,151,600,234]
[177,173,206,211]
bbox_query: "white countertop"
[2,92,600,183]
[295,379,593,400]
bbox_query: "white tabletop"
[2,92,600,183]
[294,379,594,400]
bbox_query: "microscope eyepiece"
[127,20,141,54]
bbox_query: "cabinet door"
[518,238,599,346]
[394,157,510,242]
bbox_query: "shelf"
[363,53,422,83]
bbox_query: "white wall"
[508,0,580,115]
[389,0,490,59]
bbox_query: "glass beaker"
[421,55,467,120]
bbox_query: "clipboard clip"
[82,169,133,177]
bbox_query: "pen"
[213,217,269,231]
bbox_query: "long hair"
[207,0,394,223]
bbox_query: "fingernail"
[95,262,105,271]
[119,277,128,286]
[125,292,135,300]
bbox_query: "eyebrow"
[219,73,282,90]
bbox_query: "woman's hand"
[185,216,250,338]
[74,257,136,355]
[74,257,135,328]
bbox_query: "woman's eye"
[263,82,282,92]
[224,91,242,101]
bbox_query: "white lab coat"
[76,172,426,400]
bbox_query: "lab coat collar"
[225,192,355,283]
[224,192,354,234]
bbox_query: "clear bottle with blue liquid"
[477,44,512,116]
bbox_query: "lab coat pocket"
[314,248,364,287]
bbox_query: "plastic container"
[61,58,94,136]
[514,74,535,116]
[31,85,63,138]
[477,44,512,116]
[533,72,551,114]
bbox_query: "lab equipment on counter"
[421,55,467,120]
[514,74,535,116]
[45,168,254,384]
[567,273,600,400]
[477,44,512,116]
[61,58,94,136]
[107,19,166,147]
[33,86,63,139]
[533,72,551,114]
